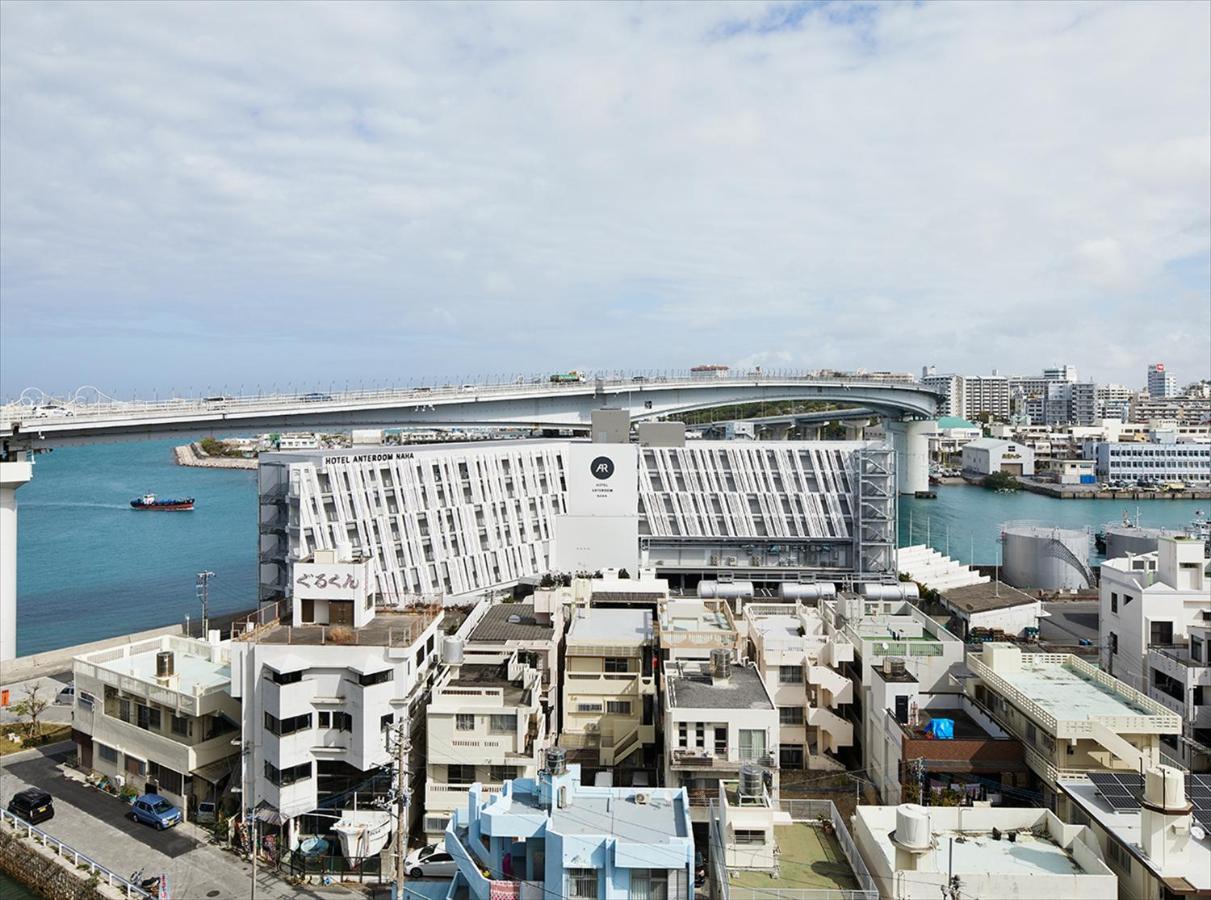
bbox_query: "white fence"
[0,808,153,898]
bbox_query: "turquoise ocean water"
[13,441,1206,655]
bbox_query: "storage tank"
[859,582,919,601]
[1001,523,1092,591]
[779,582,837,602]
[697,580,754,600]
[894,805,932,850]
[1103,525,1185,560]
[739,764,763,798]
[441,637,464,665]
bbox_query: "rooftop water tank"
[1144,765,1187,812]
[739,764,763,798]
[546,747,567,776]
[698,580,754,601]
[156,651,174,678]
[710,648,731,681]
[441,637,464,665]
[859,583,919,601]
[894,804,932,850]
[779,582,837,602]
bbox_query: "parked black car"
[7,788,54,825]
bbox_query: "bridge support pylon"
[886,419,933,495]
[0,460,32,662]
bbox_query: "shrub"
[328,626,355,644]
[983,470,1019,492]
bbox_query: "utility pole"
[388,717,412,900]
[196,571,215,637]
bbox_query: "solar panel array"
[1088,772,1211,830]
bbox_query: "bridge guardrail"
[2,372,942,430]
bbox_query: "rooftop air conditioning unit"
[634,792,650,805]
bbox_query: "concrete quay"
[1016,478,1210,501]
[173,442,257,470]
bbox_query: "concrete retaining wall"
[0,828,125,900]
[173,443,257,470]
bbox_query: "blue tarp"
[925,718,954,740]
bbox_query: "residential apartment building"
[741,601,855,768]
[656,597,741,664]
[1093,440,1211,483]
[228,600,444,846]
[71,636,241,815]
[852,803,1116,900]
[961,375,1011,421]
[423,647,548,840]
[1095,384,1134,420]
[1100,535,1211,770]
[863,658,1027,806]
[920,373,961,418]
[1059,766,1210,899]
[964,644,1181,806]
[662,654,779,823]
[708,788,876,900]
[560,607,657,774]
[445,758,695,900]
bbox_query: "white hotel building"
[257,434,899,604]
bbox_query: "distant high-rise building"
[1095,384,1133,420]
[1147,363,1177,398]
[1043,365,1079,383]
[921,373,961,417]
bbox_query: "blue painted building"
[444,752,695,899]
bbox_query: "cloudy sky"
[1,0,1208,398]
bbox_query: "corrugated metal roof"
[469,603,555,642]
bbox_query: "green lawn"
[729,823,860,893]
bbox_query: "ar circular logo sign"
[590,456,615,480]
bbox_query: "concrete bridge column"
[767,423,792,440]
[800,424,823,440]
[886,419,933,495]
[0,460,33,662]
[843,421,867,441]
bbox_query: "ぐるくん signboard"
[292,562,368,601]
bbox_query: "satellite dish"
[882,642,890,651]
[1192,824,1207,842]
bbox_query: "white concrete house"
[560,606,657,772]
[228,602,444,848]
[423,648,548,841]
[741,601,855,768]
[72,636,241,815]
[662,655,780,823]
[1100,535,1211,769]
[852,803,1116,900]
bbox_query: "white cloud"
[0,0,1208,395]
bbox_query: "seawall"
[173,443,257,470]
[1,623,186,685]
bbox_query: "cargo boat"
[130,493,194,511]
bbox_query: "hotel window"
[678,722,687,747]
[317,711,331,729]
[118,699,132,723]
[1110,592,1118,613]
[456,714,475,732]
[357,669,393,687]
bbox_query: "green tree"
[11,683,49,740]
[983,470,1019,492]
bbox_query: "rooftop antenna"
[196,571,215,637]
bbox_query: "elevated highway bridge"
[0,371,940,660]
